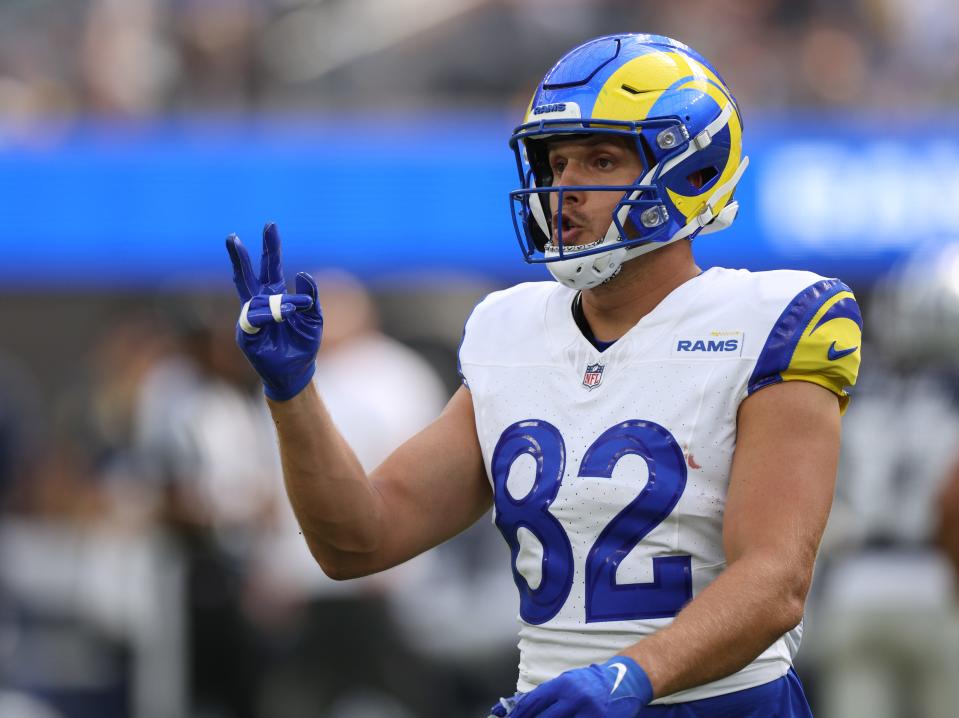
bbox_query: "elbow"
[318,561,362,582]
[777,568,812,633]
[315,554,367,581]
[780,591,806,633]
[737,548,812,635]
[305,539,377,582]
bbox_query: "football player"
[225,34,861,717]
[808,243,959,718]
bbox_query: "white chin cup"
[547,247,627,290]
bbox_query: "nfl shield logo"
[582,362,604,390]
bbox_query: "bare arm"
[621,380,840,698]
[268,383,491,579]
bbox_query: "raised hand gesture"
[225,223,323,401]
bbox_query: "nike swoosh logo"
[608,662,628,694]
[827,341,858,361]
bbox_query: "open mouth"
[553,211,586,244]
[555,211,579,230]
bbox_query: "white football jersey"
[458,267,862,703]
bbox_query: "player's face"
[546,136,644,247]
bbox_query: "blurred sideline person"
[132,291,453,718]
[807,243,959,718]
[133,307,273,718]
[249,272,468,718]
[225,35,861,717]
[1,320,190,718]
[137,280,487,717]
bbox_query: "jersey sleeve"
[747,278,862,413]
[456,326,471,388]
[457,292,493,389]
[457,314,474,388]
[457,282,561,391]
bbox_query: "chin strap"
[699,199,740,235]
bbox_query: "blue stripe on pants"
[642,669,812,717]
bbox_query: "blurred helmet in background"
[509,33,749,289]
[871,242,959,368]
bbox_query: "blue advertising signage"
[1,114,956,289]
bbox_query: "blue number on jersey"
[491,419,692,625]
[581,420,691,621]
[490,420,574,625]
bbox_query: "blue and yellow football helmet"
[509,34,749,289]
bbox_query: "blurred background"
[1,0,959,716]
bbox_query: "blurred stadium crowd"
[1,1,959,718]
[0,0,957,119]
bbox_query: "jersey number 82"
[491,419,692,625]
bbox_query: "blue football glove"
[225,223,323,401]
[488,695,520,717]
[505,657,653,718]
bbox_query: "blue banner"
[1,113,957,290]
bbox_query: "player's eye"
[550,158,567,174]
[596,156,614,170]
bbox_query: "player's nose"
[556,161,590,191]
[556,177,585,206]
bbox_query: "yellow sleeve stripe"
[749,280,863,413]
